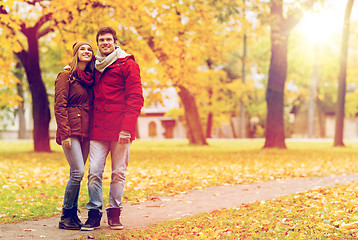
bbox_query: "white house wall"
[325,116,358,139]
[137,116,186,139]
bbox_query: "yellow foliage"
[94,0,239,90]
[0,92,22,108]
[226,78,256,102]
[0,60,20,87]
[0,0,257,132]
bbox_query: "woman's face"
[77,44,93,62]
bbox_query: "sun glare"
[296,1,347,44]
[297,12,342,43]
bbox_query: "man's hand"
[119,130,131,144]
[62,138,72,148]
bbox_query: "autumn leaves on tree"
[0,0,355,151]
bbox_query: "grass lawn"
[1,139,358,238]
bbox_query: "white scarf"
[95,47,130,73]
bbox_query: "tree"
[2,0,238,147]
[240,0,248,138]
[13,62,26,139]
[334,0,355,147]
[0,2,62,151]
[264,0,319,148]
[0,1,103,151]
[89,0,239,145]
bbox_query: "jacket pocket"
[68,108,81,134]
[103,104,125,130]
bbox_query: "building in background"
[0,87,190,140]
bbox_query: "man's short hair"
[96,26,118,43]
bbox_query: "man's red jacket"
[90,55,144,142]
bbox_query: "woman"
[54,41,94,230]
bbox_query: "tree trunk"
[240,33,247,138]
[177,85,208,145]
[334,0,354,147]
[230,117,237,138]
[308,43,320,138]
[240,0,247,138]
[17,27,51,152]
[13,62,27,139]
[206,86,213,138]
[264,0,288,149]
[206,112,213,138]
[16,82,27,139]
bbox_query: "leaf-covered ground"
[1,139,358,224]
[108,182,358,239]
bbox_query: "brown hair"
[96,26,118,43]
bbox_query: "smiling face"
[77,44,93,63]
[97,33,117,56]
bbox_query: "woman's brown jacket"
[54,69,93,145]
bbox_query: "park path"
[1,174,358,240]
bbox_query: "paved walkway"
[1,174,358,240]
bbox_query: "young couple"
[54,26,144,231]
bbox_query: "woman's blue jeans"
[86,140,130,212]
[62,137,89,210]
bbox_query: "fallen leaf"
[340,221,358,230]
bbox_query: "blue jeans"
[86,140,130,212]
[62,137,89,210]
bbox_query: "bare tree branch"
[38,26,54,38]
[0,5,7,14]
[14,50,28,69]
[34,12,53,32]
[23,0,43,6]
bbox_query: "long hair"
[68,48,95,82]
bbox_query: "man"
[81,26,144,231]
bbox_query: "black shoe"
[106,207,123,230]
[71,207,83,227]
[81,209,102,231]
[59,208,81,230]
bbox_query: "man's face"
[97,33,117,56]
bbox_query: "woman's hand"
[62,138,72,148]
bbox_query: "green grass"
[1,139,358,224]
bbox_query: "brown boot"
[106,207,123,230]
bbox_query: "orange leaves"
[0,10,21,32]
[102,0,231,87]
[5,139,358,228]
[0,152,66,222]
[38,193,49,198]
[2,166,67,191]
[0,29,23,109]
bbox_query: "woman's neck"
[78,62,87,71]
